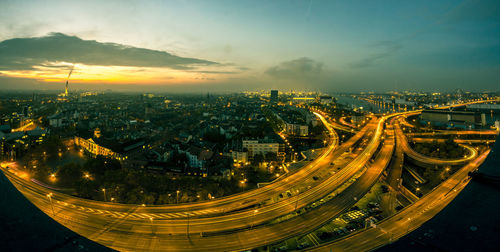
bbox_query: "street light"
[187,212,190,237]
[176,190,180,204]
[83,172,91,180]
[149,217,154,235]
[49,173,56,182]
[294,189,300,211]
[46,193,55,215]
[102,188,107,201]
[251,209,259,229]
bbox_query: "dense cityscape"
[1,0,500,251]
[1,87,499,251]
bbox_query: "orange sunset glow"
[0,62,241,85]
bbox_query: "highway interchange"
[1,99,498,251]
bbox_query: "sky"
[0,0,499,93]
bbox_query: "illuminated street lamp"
[187,212,191,236]
[102,188,107,201]
[251,209,259,229]
[294,189,300,211]
[83,172,91,180]
[49,173,56,182]
[46,193,55,215]
[176,190,180,204]
[149,217,154,234]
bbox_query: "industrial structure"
[420,109,486,129]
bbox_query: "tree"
[203,129,225,143]
[157,194,171,204]
[252,154,264,165]
[380,185,389,193]
[77,180,97,199]
[144,193,157,204]
[180,193,190,203]
[125,187,145,204]
[57,163,82,186]
[264,152,277,162]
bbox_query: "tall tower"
[64,65,74,97]
[65,80,69,97]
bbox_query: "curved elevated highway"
[308,150,490,252]
[395,118,478,166]
[1,113,394,251]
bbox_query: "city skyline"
[1,1,500,251]
[1,89,498,251]
[1,0,499,92]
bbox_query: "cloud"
[350,40,402,68]
[190,70,240,74]
[237,66,251,71]
[265,57,323,79]
[0,33,217,71]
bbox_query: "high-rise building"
[270,90,278,104]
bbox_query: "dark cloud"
[350,40,402,68]
[265,57,323,79]
[237,66,251,71]
[191,70,239,74]
[0,33,217,70]
[217,63,250,71]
